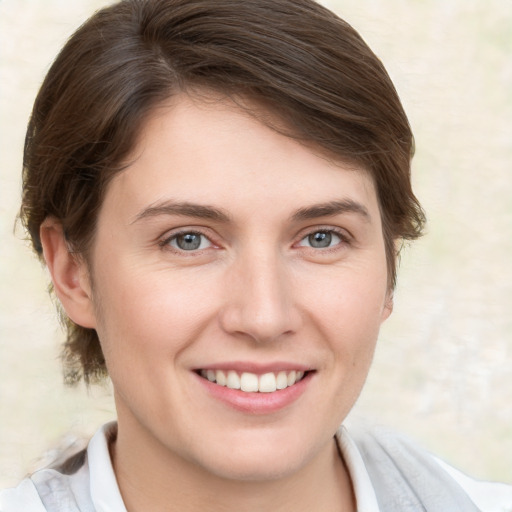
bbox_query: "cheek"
[91,265,219,369]
[304,262,388,325]
[302,265,387,367]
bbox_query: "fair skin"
[41,94,392,512]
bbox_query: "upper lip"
[194,361,313,374]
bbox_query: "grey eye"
[170,232,210,251]
[299,230,341,249]
[309,231,331,248]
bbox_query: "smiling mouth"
[197,369,308,393]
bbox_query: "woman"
[1,0,511,510]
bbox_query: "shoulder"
[0,423,117,512]
[0,450,91,512]
[1,423,125,512]
[434,456,512,512]
[0,477,47,512]
[343,424,512,512]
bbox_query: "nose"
[218,248,302,344]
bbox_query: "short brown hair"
[20,0,425,384]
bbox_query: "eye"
[167,231,212,251]
[298,230,343,249]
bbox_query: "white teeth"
[276,371,288,390]
[226,370,241,390]
[215,370,227,386]
[200,369,307,393]
[259,372,277,393]
[240,372,259,392]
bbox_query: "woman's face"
[86,94,392,481]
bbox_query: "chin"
[203,454,305,483]
[191,431,316,482]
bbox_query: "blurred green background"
[1,0,511,487]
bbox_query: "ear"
[381,291,394,322]
[40,218,97,329]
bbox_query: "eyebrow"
[291,199,371,222]
[131,201,231,224]
[131,198,371,225]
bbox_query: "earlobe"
[40,218,97,329]
[381,292,394,322]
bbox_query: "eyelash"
[159,230,214,253]
[159,227,351,254]
[296,227,351,251]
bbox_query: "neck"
[111,419,355,512]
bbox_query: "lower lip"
[194,372,313,414]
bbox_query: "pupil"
[177,233,201,250]
[309,231,331,248]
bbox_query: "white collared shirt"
[1,422,511,511]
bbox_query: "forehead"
[104,93,380,224]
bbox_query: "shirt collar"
[88,422,127,512]
[336,425,380,512]
[86,422,379,512]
